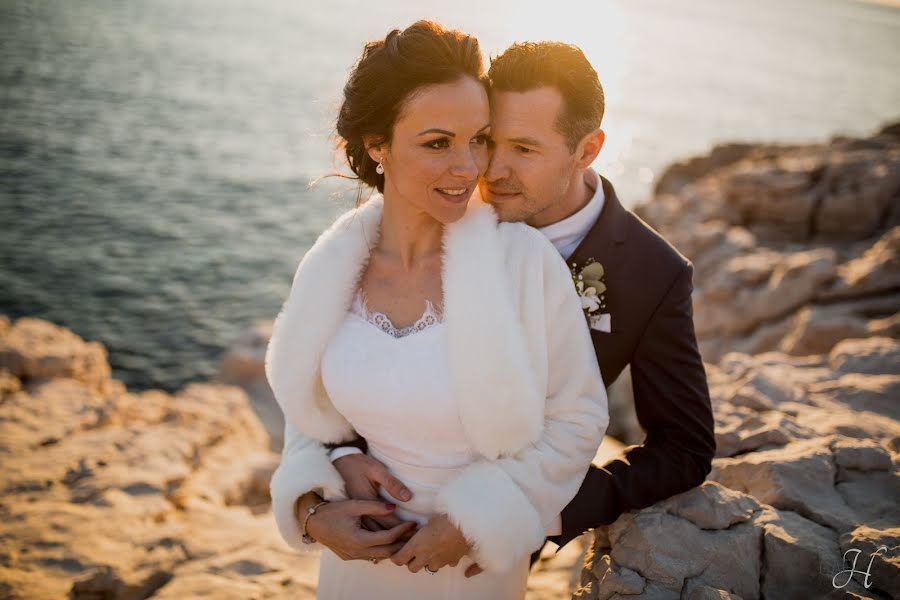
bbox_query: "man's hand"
[304,498,416,562]
[334,453,414,533]
[390,513,470,573]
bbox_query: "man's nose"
[484,148,509,183]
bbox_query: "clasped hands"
[300,453,480,575]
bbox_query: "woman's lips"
[435,186,472,204]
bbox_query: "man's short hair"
[488,42,604,152]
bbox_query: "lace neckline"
[350,289,444,339]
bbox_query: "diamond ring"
[424,567,438,575]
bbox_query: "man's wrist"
[329,446,364,462]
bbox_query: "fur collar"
[265,195,543,459]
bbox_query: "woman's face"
[371,76,490,225]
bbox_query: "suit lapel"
[569,176,628,330]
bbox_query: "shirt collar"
[537,169,605,258]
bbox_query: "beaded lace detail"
[351,289,444,338]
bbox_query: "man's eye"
[516,145,532,154]
[424,138,450,150]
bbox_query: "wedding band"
[424,567,438,575]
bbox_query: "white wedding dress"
[315,290,530,599]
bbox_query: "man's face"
[480,87,579,227]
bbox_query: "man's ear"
[363,135,386,164]
[574,129,605,170]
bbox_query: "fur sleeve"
[269,420,348,551]
[435,231,609,572]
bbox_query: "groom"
[325,41,716,570]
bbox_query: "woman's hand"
[334,453,414,536]
[302,496,417,562]
[390,513,471,573]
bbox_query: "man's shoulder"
[587,175,690,278]
[620,207,691,276]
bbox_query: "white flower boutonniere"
[571,259,610,331]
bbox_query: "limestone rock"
[824,227,900,300]
[711,438,861,532]
[830,337,900,376]
[0,318,318,600]
[760,510,844,599]
[653,142,762,196]
[838,526,900,599]
[832,438,894,472]
[590,554,645,599]
[585,483,766,599]
[637,124,900,362]
[0,367,21,396]
[687,587,744,600]
[814,157,900,239]
[579,335,899,599]
[0,317,119,394]
[778,304,871,356]
[694,248,838,339]
[658,481,760,529]
[720,159,821,238]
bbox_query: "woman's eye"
[424,138,450,150]
[472,134,490,146]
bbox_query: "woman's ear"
[363,135,385,165]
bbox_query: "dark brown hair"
[335,21,484,193]
[488,42,604,152]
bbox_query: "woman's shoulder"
[302,196,384,257]
[320,195,384,238]
[492,218,575,295]
[495,219,567,266]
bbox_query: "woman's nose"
[450,147,480,179]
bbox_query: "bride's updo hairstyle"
[336,20,485,193]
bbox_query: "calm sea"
[2,0,898,391]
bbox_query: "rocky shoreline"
[2,123,898,599]
[574,123,900,599]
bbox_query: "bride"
[265,21,609,599]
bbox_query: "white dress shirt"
[537,168,605,260]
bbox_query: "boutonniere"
[571,259,611,332]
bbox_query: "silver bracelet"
[300,499,329,544]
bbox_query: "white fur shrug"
[266,195,609,573]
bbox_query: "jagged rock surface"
[574,124,900,600]
[638,123,900,364]
[0,317,319,599]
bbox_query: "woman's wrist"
[294,491,324,521]
[304,503,329,540]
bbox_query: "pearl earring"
[375,159,384,175]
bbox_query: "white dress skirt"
[316,291,530,600]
